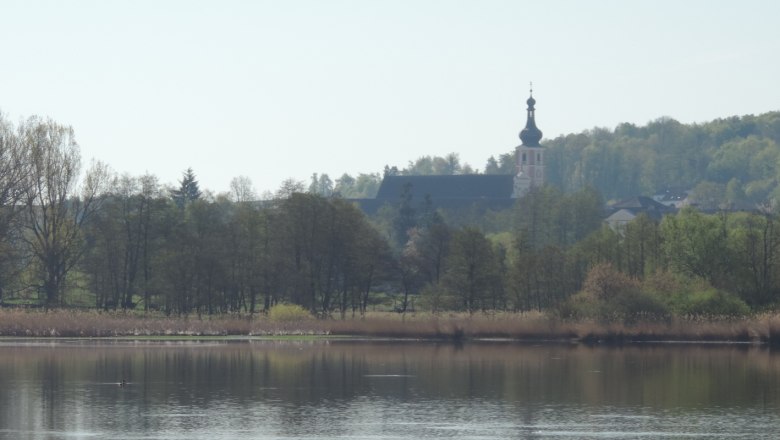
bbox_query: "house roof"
[609,195,676,221]
[347,174,516,215]
[605,208,638,226]
[654,188,689,203]
[611,196,674,212]
[375,174,515,200]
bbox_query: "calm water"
[1,340,779,439]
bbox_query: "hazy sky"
[2,0,779,196]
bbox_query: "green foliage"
[641,273,750,317]
[268,303,312,322]
[274,193,391,315]
[559,289,669,324]
[483,153,515,175]
[442,227,501,313]
[605,290,669,323]
[418,283,458,314]
[677,289,750,317]
[514,186,604,250]
[660,208,729,284]
[581,263,639,301]
[555,292,597,321]
[170,167,201,208]
[560,264,669,323]
[10,109,780,320]
[333,172,381,198]
[402,153,472,176]
[308,173,334,197]
[641,270,687,297]
[529,111,780,204]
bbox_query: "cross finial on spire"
[529,81,533,96]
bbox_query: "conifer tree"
[171,167,201,207]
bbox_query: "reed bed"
[2,308,780,344]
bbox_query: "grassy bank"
[2,309,780,344]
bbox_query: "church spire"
[519,83,543,147]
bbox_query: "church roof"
[519,86,543,147]
[375,174,515,200]
[611,195,672,211]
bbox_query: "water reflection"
[1,340,779,439]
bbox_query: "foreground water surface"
[1,339,779,439]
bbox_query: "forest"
[336,111,780,209]
[2,111,780,321]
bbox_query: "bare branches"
[229,175,256,203]
[13,115,113,306]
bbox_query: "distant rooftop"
[350,174,516,215]
[376,174,514,200]
[609,195,676,221]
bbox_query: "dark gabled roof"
[609,195,676,221]
[351,197,515,215]
[611,195,674,212]
[375,174,514,200]
[655,187,689,202]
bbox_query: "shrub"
[679,289,750,317]
[642,270,685,296]
[604,290,670,324]
[268,303,312,322]
[557,288,669,324]
[555,292,598,321]
[582,263,640,301]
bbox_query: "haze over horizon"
[2,0,779,195]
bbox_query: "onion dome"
[519,88,543,147]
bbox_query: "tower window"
[536,153,541,163]
[522,153,526,163]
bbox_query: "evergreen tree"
[171,167,201,208]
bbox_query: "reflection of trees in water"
[1,341,780,434]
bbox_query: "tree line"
[334,112,780,208]
[485,112,780,207]
[4,112,780,319]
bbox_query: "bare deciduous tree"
[0,112,31,301]
[229,175,256,203]
[21,116,112,306]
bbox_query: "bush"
[604,291,670,324]
[642,274,750,318]
[678,289,750,317]
[582,263,640,301]
[642,270,685,296]
[556,289,669,324]
[268,303,312,322]
[555,292,598,321]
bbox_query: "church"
[356,89,546,214]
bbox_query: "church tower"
[513,86,545,198]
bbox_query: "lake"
[1,339,779,439]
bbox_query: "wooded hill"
[544,112,780,205]
[338,111,780,207]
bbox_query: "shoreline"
[0,335,767,348]
[1,308,779,345]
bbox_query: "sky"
[1,0,779,197]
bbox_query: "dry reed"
[1,308,780,344]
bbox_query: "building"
[652,188,691,208]
[604,196,677,230]
[513,89,545,197]
[357,88,544,214]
